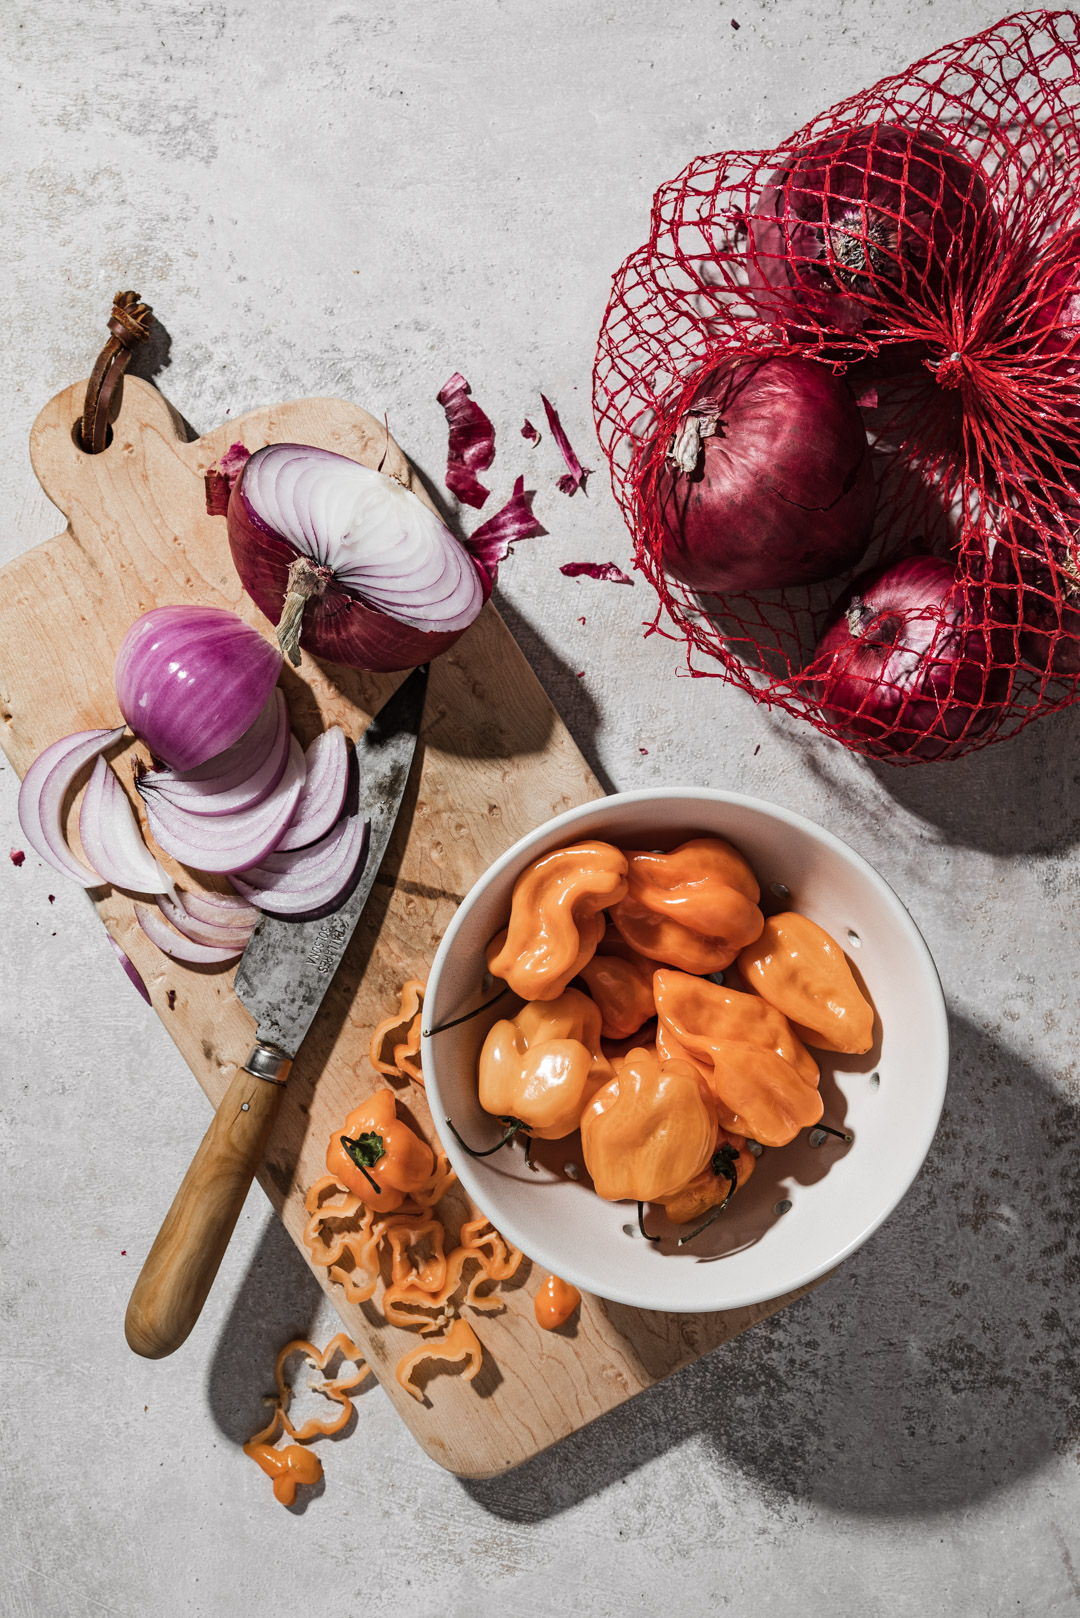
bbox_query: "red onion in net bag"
[228,443,487,673]
[746,123,998,342]
[650,355,876,594]
[811,556,1005,760]
[593,12,1080,762]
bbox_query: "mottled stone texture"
[2,2,1079,1614]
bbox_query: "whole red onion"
[811,556,1005,760]
[747,124,997,338]
[652,356,876,594]
[1023,227,1080,455]
[987,507,1080,677]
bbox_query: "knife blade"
[234,662,429,1059]
[125,664,429,1360]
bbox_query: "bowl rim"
[422,785,949,1314]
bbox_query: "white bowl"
[422,788,948,1314]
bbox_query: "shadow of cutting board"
[0,375,819,1477]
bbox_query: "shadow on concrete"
[799,701,1080,859]
[205,1216,324,1445]
[492,586,617,796]
[462,1010,1080,1521]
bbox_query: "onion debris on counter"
[228,443,487,672]
[465,477,545,582]
[437,372,496,508]
[560,562,633,585]
[541,394,592,495]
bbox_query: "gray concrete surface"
[2,2,1079,1614]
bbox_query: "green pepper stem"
[813,1123,854,1143]
[444,1114,528,1157]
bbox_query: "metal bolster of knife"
[241,1043,293,1086]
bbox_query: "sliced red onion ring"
[79,756,172,894]
[231,814,368,915]
[155,893,255,951]
[175,888,260,929]
[140,689,289,816]
[275,727,349,851]
[135,901,245,964]
[140,734,305,872]
[18,727,125,887]
[107,933,152,1003]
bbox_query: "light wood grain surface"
[0,376,816,1477]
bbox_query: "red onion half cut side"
[228,444,488,674]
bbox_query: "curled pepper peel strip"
[274,1333,372,1441]
[396,1317,484,1403]
[370,978,426,1084]
[302,1182,380,1301]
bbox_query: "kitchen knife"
[125,664,429,1360]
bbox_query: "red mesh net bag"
[593,10,1080,763]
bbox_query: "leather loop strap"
[78,291,153,454]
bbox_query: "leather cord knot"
[79,291,154,454]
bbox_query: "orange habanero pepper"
[580,1048,715,1203]
[660,1127,756,1235]
[610,837,764,973]
[737,912,875,1054]
[486,842,629,1000]
[576,944,655,1039]
[325,1088,435,1211]
[653,969,822,1147]
[478,987,613,1141]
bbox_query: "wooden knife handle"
[125,1062,288,1359]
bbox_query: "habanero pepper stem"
[444,1113,529,1158]
[676,1145,741,1247]
[340,1131,386,1196]
[637,1201,661,1243]
[423,986,511,1038]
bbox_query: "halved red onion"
[155,892,255,951]
[18,727,125,887]
[135,901,245,964]
[230,814,368,916]
[139,689,289,816]
[175,888,260,929]
[114,605,281,771]
[275,727,349,851]
[228,443,488,673]
[79,756,172,894]
[140,734,305,872]
[107,932,152,1003]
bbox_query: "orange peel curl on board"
[370,978,426,1085]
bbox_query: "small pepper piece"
[396,1317,484,1402]
[325,1088,435,1210]
[243,1412,324,1506]
[486,841,629,1000]
[610,837,765,973]
[581,1048,715,1202]
[534,1273,582,1330]
[576,945,655,1039]
[478,987,613,1140]
[737,912,875,1053]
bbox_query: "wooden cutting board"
[0,375,817,1477]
